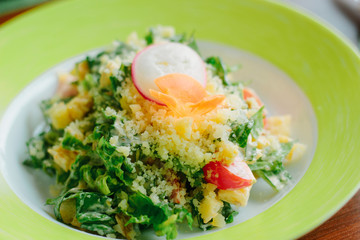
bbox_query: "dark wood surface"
[299,190,360,240]
[0,5,359,240]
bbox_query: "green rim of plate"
[0,0,360,239]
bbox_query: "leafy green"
[61,155,90,192]
[113,41,135,56]
[96,137,134,186]
[80,165,112,195]
[23,128,63,176]
[249,142,293,191]
[40,99,54,124]
[81,223,115,235]
[170,32,200,54]
[47,190,117,236]
[229,120,253,148]
[81,74,98,91]
[262,141,293,163]
[144,28,155,45]
[86,51,105,70]
[186,34,200,55]
[205,56,229,86]
[62,132,90,151]
[145,27,200,54]
[229,107,264,148]
[110,63,131,93]
[92,87,121,111]
[250,106,264,139]
[92,111,116,141]
[170,157,204,186]
[126,192,192,240]
[221,201,239,224]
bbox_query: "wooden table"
[0,4,359,240]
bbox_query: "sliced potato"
[218,186,252,207]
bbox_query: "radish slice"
[131,43,206,104]
[203,157,255,190]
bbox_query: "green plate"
[0,0,359,239]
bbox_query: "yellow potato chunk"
[48,93,93,129]
[211,214,226,227]
[115,214,137,240]
[218,186,252,207]
[71,61,89,80]
[65,122,85,141]
[67,93,93,120]
[48,102,72,129]
[99,60,121,87]
[48,145,77,171]
[286,143,306,163]
[198,184,223,223]
[59,198,80,227]
[266,115,291,137]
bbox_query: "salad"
[24,26,306,240]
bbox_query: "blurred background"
[0,0,359,45]
[0,0,49,15]
[0,0,50,23]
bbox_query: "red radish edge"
[131,43,207,106]
[131,44,164,105]
[203,160,254,190]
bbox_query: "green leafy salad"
[24,26,306,239]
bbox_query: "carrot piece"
[149,89,187,116]
[151,73,226,117]
[243,88,263,106]
[154,73,207,104]
[190,95,225,115]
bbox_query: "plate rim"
[0,0,359,240]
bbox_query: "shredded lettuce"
[249,142,293,191]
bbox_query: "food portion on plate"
[23,26,306,239]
